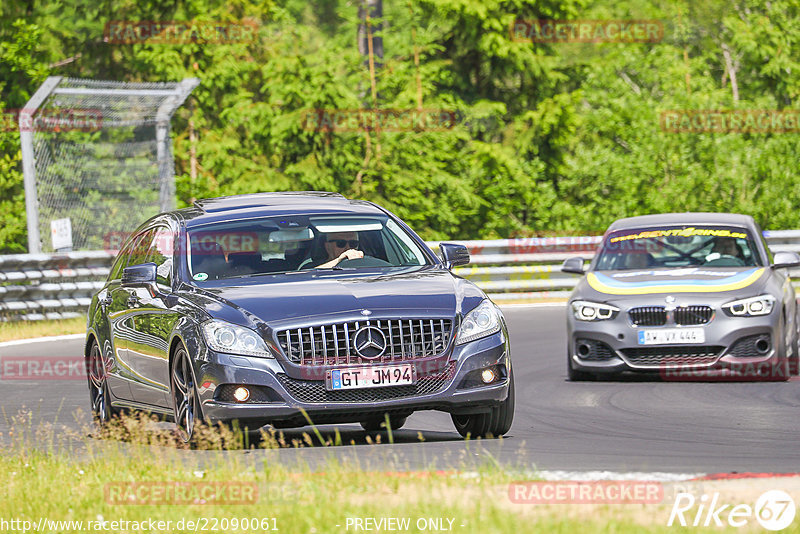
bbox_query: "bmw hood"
[186,266,485,328]
[575,267,769,300]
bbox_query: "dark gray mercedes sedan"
[562,213,800,381]
[85,192,513,441]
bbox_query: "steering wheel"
[338,255,392,268]
[704,254,745,267]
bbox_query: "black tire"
[769,314,792,382]
[567,352,596,381]
[170,347,203,443]
[451,411,493,439]
[790,317,799,376]
[87,341,119,426]
[489,371,515,436]
[451,372,515,438]
[360,414,407,432]
[767,358,791,382]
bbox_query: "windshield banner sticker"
[609,227,747,243]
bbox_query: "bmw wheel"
[567,352,596,381]
[768,314,792,382]
[171,347,203,443]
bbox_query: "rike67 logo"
[668,490,796,530]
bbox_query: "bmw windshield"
[594,226,763,270]
[186,215,433,281]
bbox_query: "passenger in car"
[193,242,229,280]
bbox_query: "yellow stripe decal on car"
[586,268,765,295]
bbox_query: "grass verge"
[0,317,85,342]
[0,412,750,533]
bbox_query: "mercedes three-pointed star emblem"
[352,326,387,359]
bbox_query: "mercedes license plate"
[326,364,416,391]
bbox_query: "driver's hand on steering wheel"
[316,248,364,269]
[337,249,364,263]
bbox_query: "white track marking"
[0,333,84,347]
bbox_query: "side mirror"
[439,243,470,269]
[561,256,586,275]
[122,262,157,286]
[772,251,800,269]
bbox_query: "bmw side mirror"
[440,243,470,269]
[122,263,157,286]
[561,257,586,275]
[772,251,800,269]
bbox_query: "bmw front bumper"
[567,300,787,380]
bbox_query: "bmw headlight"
[201,319,273,358]
[456,300,502,345]
[722,295,775,317]
[571,300,619,321]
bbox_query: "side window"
[146,227,174,288]
[108,253,127,282]
[107,231,150,282]
[385,219,426,265]
[128,229,156,268]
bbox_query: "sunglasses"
[328,239,359,248]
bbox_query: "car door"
[126,224,179,408]
[100,241,138,402]
[113,227,159,405]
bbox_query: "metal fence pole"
[19,76,62,254]
[156,77,199,212]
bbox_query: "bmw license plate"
[326,364,416,391]
[638,328,705,345]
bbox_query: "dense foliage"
[1,0,799,251]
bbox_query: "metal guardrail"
[3,230,800,320]
[0,252,112,321]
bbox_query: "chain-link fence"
[20,76,199,253]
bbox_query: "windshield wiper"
[312,266,358,272]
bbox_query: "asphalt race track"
[2,305,800,474]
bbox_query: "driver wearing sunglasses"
[315,231,364,268]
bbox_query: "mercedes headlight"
[722,295,775,317]
[571,300,619,321]
[456,300,502,345]
[201,319,273,358]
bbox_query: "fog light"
[481,368,497,384]
[233,387,250,402]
